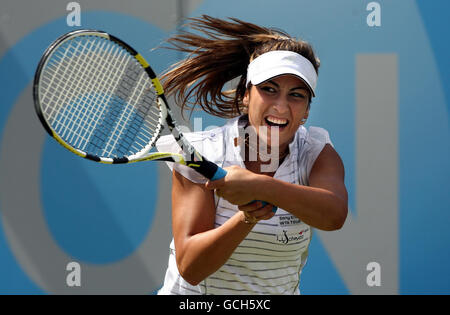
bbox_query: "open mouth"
[264,116,289,129]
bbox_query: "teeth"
[266,116,288,125]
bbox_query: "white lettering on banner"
[66,262,81,287]
[366,262,381,287]
[66,2,81,27]
[316,54,398,294]
[366,2,381,27]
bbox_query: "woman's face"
[243,74,310,152]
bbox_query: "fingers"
[204,177,225,190]
[241,203,276,223]
[238,201,275,215]
[238,201,263,212]
[251,204,276,220]
[243,211,258,224]
[257,210,276,221]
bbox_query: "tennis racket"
[33,29,276,211]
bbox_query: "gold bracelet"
[243,212,257,224]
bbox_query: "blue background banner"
[0,0,449,294]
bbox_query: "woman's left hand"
[204,165,261,206]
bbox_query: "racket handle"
[260,201,278,213]
[210,166,227,181]
[211,166,278,213]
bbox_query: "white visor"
[246,50,317,97]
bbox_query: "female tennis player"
[156,15,348,295]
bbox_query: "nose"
[272,94,289,113]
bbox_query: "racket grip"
[260,201,278,213]
[211,166,277,213]
[210,166,227,181]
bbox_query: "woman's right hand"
[238,201,276,224]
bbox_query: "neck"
[239,117,289,168]
[244,134,288,164]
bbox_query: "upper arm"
[171,169,216,262]
[309,144,348,206]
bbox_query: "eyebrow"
[265,79,308,92]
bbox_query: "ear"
[243,89,250,106]
[242,89,250,113]
[300,108,310,124]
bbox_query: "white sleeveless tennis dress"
[156,115,332,295]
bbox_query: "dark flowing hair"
[161,15,320,119]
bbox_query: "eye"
[260,86,277,94]
[290,92,307,99]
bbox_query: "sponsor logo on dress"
[276,228,309,244]
[278,215,302,227]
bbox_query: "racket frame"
[33,29,225,180]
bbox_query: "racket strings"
[95,63,155,157]
[59,39,129,151]
[38,35,163,159]
[65,40,128,149]
[42,37,127,150]
[89,62,144,156]
[45,38,112,128]
[112,83,157,156]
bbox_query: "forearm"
[176,211,254,285]
[257,175,347,231]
